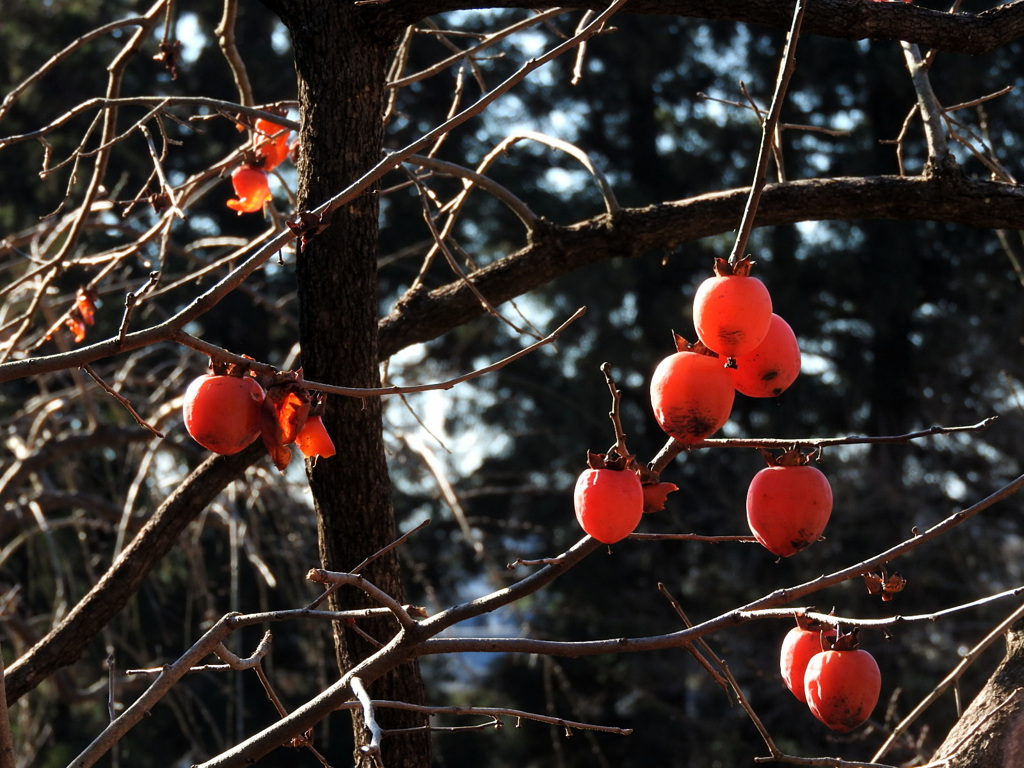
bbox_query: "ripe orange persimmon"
[650,343,734,444]
[253,118,290,171]
[693,257,773,357]
[226,166,272,214]
[780,618,837,702]
[804,637,881,732]
[573,466,644,544]
[730,313,801,398]
[295,414,336,459]
[183,374,266,455]
[746,450,832,557]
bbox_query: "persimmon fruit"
[253,118,290,171]
[183,374,266,455]
[730,313,801,398]
[574,467,644,544]
[693,258,773,357]
[226,166,272,214]
[804,645,881,732]
[746,453,832,557]
[650,347,734,444]
[295,414,336,459]
[780,620,837,702]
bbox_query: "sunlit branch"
[307,569,418,630]
[351,678,384,760]
[173,306,585,399]
[404,154,538,229]
[648,417,997,473]
[872,600,1024,763]
[215,0,255,107]
[338,698,634,736]
[388,9,568,89]
[901,41,954,172]
[80,364,164,437]
[729,0,805,264]
[417,473,1024,658]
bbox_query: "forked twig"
[728,0,806,264]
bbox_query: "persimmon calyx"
[585,449,630,472]
[757,446,817,468]
[713,255,758,277]
[671,332,720,358]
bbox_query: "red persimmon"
[295,414,336,459]
[730,313,801,398]
[780,619,837,702]
[573,467,644,544]
[650,347,734,444]
[183,374,266,455]
[253,118,290,171]
[226,166,272,214]
[692,258,773,357]
[746,452,832,557]
[804,645,881,732]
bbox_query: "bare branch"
[729,0,805,263]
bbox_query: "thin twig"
[728,0,806,264]
[352,678,384,759]
[80,364,164,437]
[901,41,954,171]
[214,0,254,107]
[338,698,633,736]
[871,600,1024,762]
[649,417,996,474]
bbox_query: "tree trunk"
[931,621,1024,768]
[264,3,429,767]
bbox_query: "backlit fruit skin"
[183,374,266,455]
[693,274,773,357]
[804,649,881,732]
[650,351,734,444]
[253,118,290,171]
[780,624,837,702]
[573,468,644,544]
[746,464,832,557]
[730,313,801,398]
[295,414,336,459]
[226,166,272,214]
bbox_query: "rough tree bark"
[931,621,1024,768]
[260,3,430,767]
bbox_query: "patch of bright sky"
[271,21,290,54]
[175,13,207,64]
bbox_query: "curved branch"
[377,173,1024,358]
[378,0,1024,56]
[415,472,1024,659]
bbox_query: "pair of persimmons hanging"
[226,116,291,214]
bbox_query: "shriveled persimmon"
[573,460,644,544]
[253,117,290,171]
[780,617,837,703]
[746,449,832,557]
[693,257,773,357]
[295,414,336,459]
[730,313,801,398]
[803,632,881,732]
[650,340,734,444]
[226,166,272,214]
[183,373,265,455]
